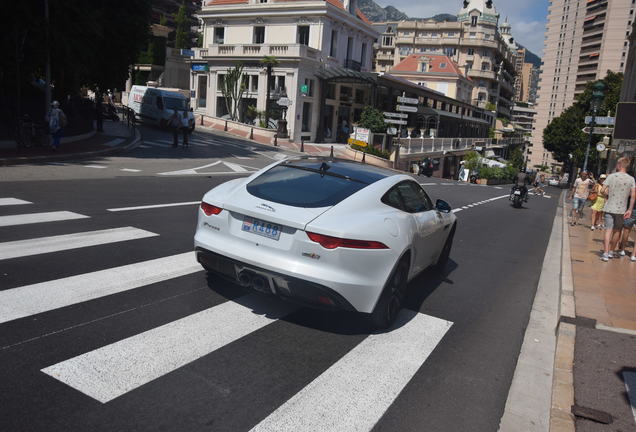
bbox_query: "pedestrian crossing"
[1,195,453,431]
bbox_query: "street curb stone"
[0,127,140,166]
[498,190,565,432]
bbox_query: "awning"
[314,66,377,84]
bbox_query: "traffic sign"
[181,49,195,57]
[596,143,606,152]
[582,127,614,135]
[385,119,408,125]
[277,97,292,107]
[383,112,408,118]
[397,96,419,105]
[396,105,418,113]
[585,116,615,126]
[386,127,398,135]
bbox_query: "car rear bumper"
[196,247,357,312]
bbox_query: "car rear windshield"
[246,164,371,208]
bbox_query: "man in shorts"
[569,171,592,226]
[601,157,636,261]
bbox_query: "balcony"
[376,52,393,61]
[194,44,320,60]
[397,36,415,44]
[413,36,461,46]
[467,69,496,80]
[460,38,498,49]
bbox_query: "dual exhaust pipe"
[237,270,269,293]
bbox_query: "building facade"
[388,54,474,103]
[530,0,634,169]
[371,0,518,119]
[191,0,377,143]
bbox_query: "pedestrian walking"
[616,204,636,261]
[535,174,546,196]
[589,173,607,230]
[47,101,67,150]
[600,157,636,262]
[568,171,592,226]
[169,109,180,147]
[181,110,190,147]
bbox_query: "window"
[339,86,352,101]
[469,32,476,38]
[466,61,473,70]
[298,26,310,45]
[253,26,265,44]
[214,27,225,44]
[330,30,338,57]
[326,83,336,99]
[250,75,258,92]
[346,37,353,60]
[382,181,433,213]
[217,74,225,90]
[471,16,478,26]
[302,102,312,132]
[481,62,490,71]
[304,78,314,97]
[420,62,428,72]
[355,89,365,104]
[382,35,393,46]
[360,43,367,65]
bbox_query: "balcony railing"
[397,137,524,156]
[468,69,496,80]
[194,44,319,59]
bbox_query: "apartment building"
[388,54,474,103]
[372,0,518,119]
[530,0,634,169]
[191,0,377,142]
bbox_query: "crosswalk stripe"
[250,310,452,432]
[84,165,107,169]
[120,168,142,173]
[223,161,248,172]
[107,201,200,212]
[0,211,88,227]
[0,227,158,261]
[0,252,200,325]
[42,293,295,403]
[0,198,32,206]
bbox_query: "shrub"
[351,144,390,159]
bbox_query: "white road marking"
[420,183,437,186]
[273,153,288,160]
[0,211,88,227]
[104,138,125,147]
[625,372,636,425]
[158,161,258,176]
[230,154,252,160]
[494,186,503,189]
[0,227,157,261]
[250,310,452,432]
[0,252,200,325]
[0,198,32,206]
[84,165,107,169]
[223,161,248,172]
[108,201,200,212]
[452,208,462,213]
[42,294,295,403]
[120,168,142,173]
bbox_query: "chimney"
[343,0,357,14]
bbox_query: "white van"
[128,85,195,131]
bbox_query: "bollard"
[300,139,305,152]
[250,127,254,140]
[224,120,228,131]
[330,145,334,157]
[274,134,278,146]
[200,114,204,126]
[362,152,366,163]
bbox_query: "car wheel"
[434,223,456,272]
[370,257,409,330]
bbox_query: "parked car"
[548,176,560,187]
[127,85,195,131]
[194,157,457,329]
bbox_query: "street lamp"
[582,81,606,172]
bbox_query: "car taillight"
[306,232,388,250]
[200,202,223,216]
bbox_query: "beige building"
[388,54,474,103]
[515,62,538,103]
[372,0,518,119]
[530,0,634,169]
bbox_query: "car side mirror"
[436,199,451,213]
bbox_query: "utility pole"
[45,0,51,115]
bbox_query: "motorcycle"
[510,185,525,208]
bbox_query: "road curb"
[549,192,576,432]
[0,127,141,166]
[498,190,565,432]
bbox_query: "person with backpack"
[48,101,67,150]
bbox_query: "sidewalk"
[558,200,636,431]
[0,120,139,165]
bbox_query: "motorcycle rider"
[513,168,531,202]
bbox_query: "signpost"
[581,127,614,135]
[383,112,408,119]
[384,118,408,125]
[397,96,419,105]
[396,105,418,113]
[585,116,614,126]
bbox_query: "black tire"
[370,257,410,330]
[434,223,456,272]
[512,195,522,208]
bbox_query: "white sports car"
[194,157,457,328]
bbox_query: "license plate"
[242,216,282,240]
[514,190,521,195]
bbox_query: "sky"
[374,0,550,57]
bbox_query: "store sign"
[348,127,370,147]
[300,84,309,96]
[191,63,209,72]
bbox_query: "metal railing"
[396,137,524,156]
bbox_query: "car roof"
[280,157,397,184]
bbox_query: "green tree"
[221,64,246,121]
[509,146,524,170]
[358,106,387,133]
[260,56,279,128]
[174,1,189,49]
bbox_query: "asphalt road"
[0,124,560,432]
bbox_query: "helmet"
[51,100,60,108]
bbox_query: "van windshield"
[164,97,188,111]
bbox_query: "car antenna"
[319,162,330,177]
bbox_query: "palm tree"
[260,55,279,128]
